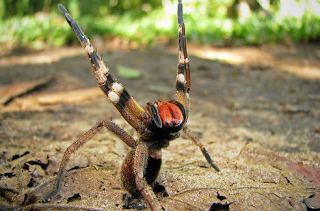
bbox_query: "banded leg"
[176,0,191,111]
[134,142,162,211]
[58,4,146,130]
[43,120,137,202]
[183,127,220,171]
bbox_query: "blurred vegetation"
[0,0,319,50]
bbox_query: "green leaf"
[117,65,142,79]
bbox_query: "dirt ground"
[0,41,319,210]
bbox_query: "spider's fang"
[147,103,162,128]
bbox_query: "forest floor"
[0,41,320,210]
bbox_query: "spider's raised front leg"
[58,4,146,132]
[176,0,220,171]
[175,0,191,110]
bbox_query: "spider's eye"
[158,102,184,127]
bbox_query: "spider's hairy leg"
[133,142,163,210]
[121,149,162,196]
[183,127,220,171]
[58,4,146,130]
[43,120,137,202]
[176,0,191,111]
[120,144,162,210]
[176,1,220,172]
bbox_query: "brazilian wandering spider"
[44,0,220,210]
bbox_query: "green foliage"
[0,0,162,19]
[0,0,319,50]
[117,65,143,79]
[231,11,320,45]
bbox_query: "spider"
[44,0,219,210]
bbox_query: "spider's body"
[45,1,219,210]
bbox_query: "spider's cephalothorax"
[44,0,219,210]
[141,100,187,147]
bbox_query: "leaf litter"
[0,43,319,210]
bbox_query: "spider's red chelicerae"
[45,0,219,210]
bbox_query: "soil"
[0,41,319,210]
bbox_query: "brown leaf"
[0,77,54,105]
